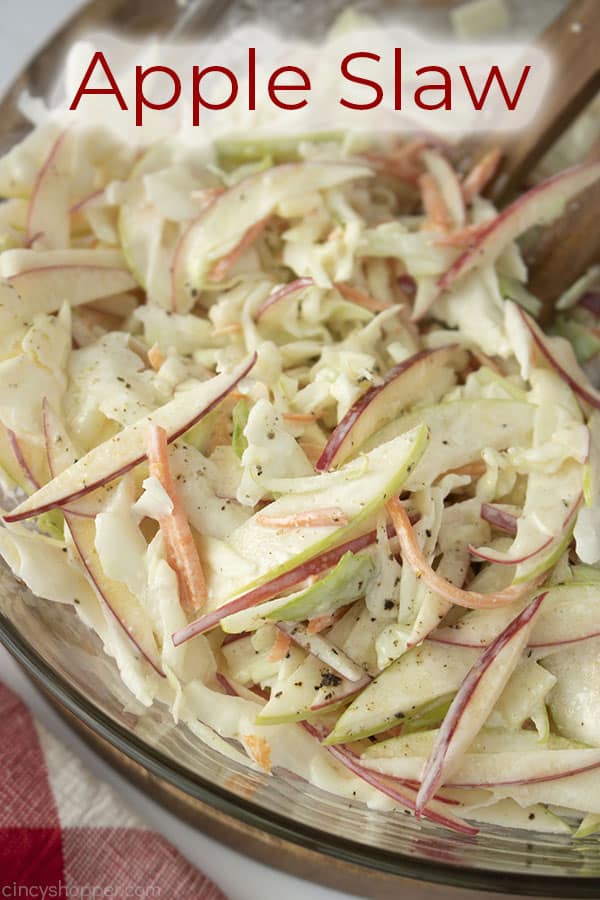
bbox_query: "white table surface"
[0,3,351,898]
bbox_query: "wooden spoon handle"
[489,0,600,203]
[527,136,600,323]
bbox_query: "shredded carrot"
[306,606,348,635]
[362,140,426,183]
[462,147,502,204]
[361,153,417,183]
[268,630,292,662]
[242,734,272,773]
[386,496,537,610]
[147,424,207,613]
[306,614,335,635]
[211,322,243,337]
[230,390,250,401]
[418,173,452,231]
[209,216,269,282]
[256,507,349,529]
[148,343,165,372]
[282,412,317,423]
[335,282,392,312]
[438,460,487,480]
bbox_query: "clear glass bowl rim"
[1,611,600,898]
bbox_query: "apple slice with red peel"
[301,722,477,836]
[171,161,371,310]
[362,746,600,789]
[216,674,475,832]
[516,305,600,409]
[527,582,600,650]
[26,130,71,251]
[221,550,374,634]
[6,427,41,490]
[0,422,34,491]
[469,493,581,566]
[173,425,428,644]
[325,642,477,746]
[4,426,99,516]
[4,354,256,524]
[479,503,518,535]
[438,161,600,293]
[415,592,546,814]
[254,278,315,321]
[0,249,138,316]
[431,582,600,651]
[316,345,462,471]
[450,749,600,789]
[176,527,384,643]
[43,403,164,676]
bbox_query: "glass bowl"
[1,1,599,896]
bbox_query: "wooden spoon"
[466,0,600,321]
[527,136,600,321]
[487,0,600,205]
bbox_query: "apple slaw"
[1,123,600,837]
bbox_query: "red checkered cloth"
[0,682,226,899]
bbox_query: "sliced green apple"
[4,354,256,523]
[316,345,463,471]
[228,425,428,584]
[173,161,371,306]
[324,642,479,745]
[362,727,582,761]
[517,304,600,410]
[255,654,368,725]
[333,600,383,677]
[363,399,533,490]
[215,132,343,166]
[432,581,600,652]
[415,593,545,812]
[265,552,374,623]
[173,423,428,643]
[544,636,600,747]
[491,658,557,730]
